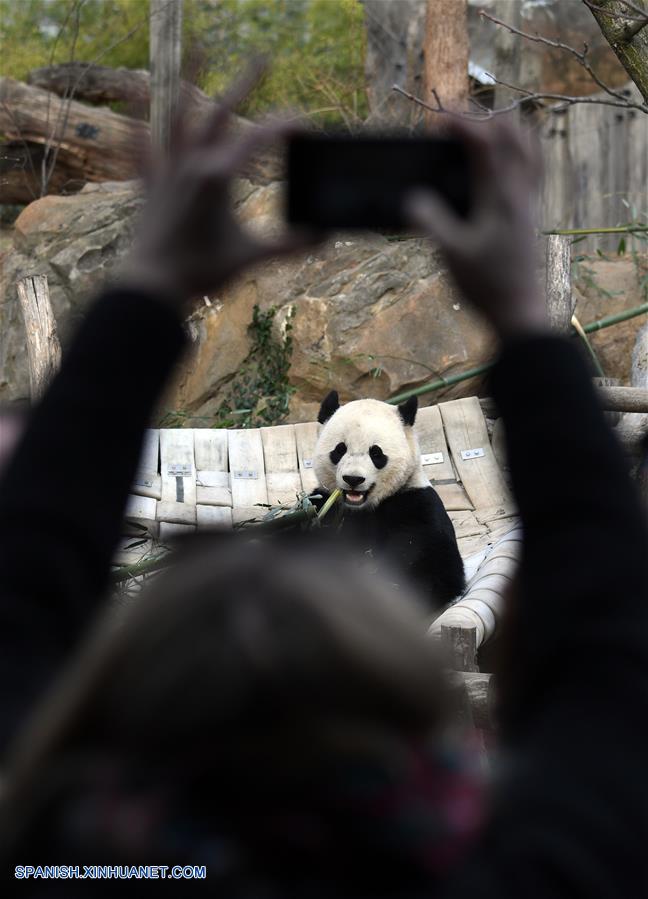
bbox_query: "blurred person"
[0,67,646,899]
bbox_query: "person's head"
[1,535,483,884]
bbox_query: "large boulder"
[0,181,144,403]
[1,180,646,424]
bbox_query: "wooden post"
[545,234,573,333]
[150,0,183,156]
[441,624,478,672]
[16,275,61,401]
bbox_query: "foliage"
[0,0,367,128]
[0,0,150,80]
[215,304,296,428]
[190,0,367,127]
[159,304,296,430]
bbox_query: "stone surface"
[0,181,144,402]
[1,180,646,424]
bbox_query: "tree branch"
[585,0,648,103]
[480,9,638,105]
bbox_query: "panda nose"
[343,474,365,488]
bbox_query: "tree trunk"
[586,0,648,104]
[0,140,85,204]
[16,275,61,401]
[0,76,148,197]
[423,0,469,121]
[27,62,212,118]
[360,0,427,128]
[0,73,280,203]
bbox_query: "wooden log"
[432,526,522,649]
[149,0,182,156]
[1,72,281,199]
[0,140,85,204]
[0,76,147,191]
[16,275,61,401]
[27,63,213,123]
[481,387,648,418]
[29,63,153,111]
[545,234,573,332]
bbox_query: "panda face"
[314,395,420,510]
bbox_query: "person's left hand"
[120,64,316,307]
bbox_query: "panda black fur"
[314,390,466,609]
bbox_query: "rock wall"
[1,181,646,424]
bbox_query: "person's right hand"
[406,118,549,341]
[120,64,316,308]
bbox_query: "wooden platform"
[117,397,521,663]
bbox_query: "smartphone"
[286,133,472,231]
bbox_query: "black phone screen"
[286,134,472,230]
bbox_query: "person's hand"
[120,65,316,307]
[406,118,549,340]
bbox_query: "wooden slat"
[228,429,269,517]
[132,429,161,499]
[440,398,514,515]
[414,405,455,482]
[160,428,196,506]
[231,506,268,526]
[194,429,232,507]
[194,429,228,470]
[434,482,474,511]
[196,484,232,507]
[262,424,302,506]
[415,405,473,511]
[449,510,488,540]
[197,504,233,529]
[293,421,320,494]
[159,521,196,540]
[124,493,158,536]
[156,500,197,525]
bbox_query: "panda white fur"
[314,390,465,609]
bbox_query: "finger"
[191,118,304,179]
[404,189,465,251]
[197,56,269,146]
[220,116,303,170]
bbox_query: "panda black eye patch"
[369,445,388,469]
[329,442,347,464]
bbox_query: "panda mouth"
[343,486,373,507]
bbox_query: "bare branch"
[480,9,634,104]
[484,72,647,112]
[393,78,647,120]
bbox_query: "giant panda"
[313,390,465,609]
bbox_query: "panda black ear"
[398,395,418,427]
[318,390,340,424]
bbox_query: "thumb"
[404,189,465,252]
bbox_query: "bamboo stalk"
[571,313,606,377]
[317,488,342,520]
[543,226,647,236]
[388,303,648,405]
